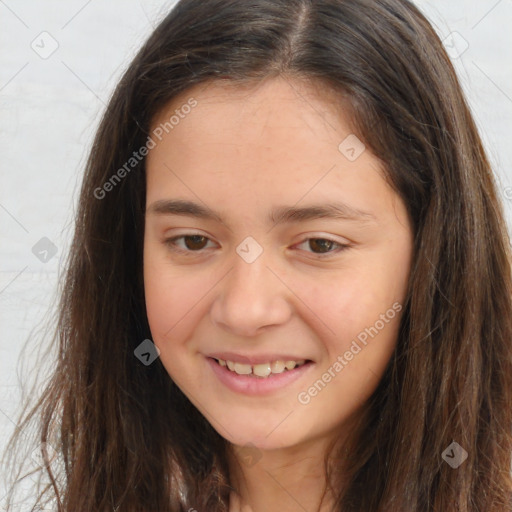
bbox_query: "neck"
[226,405,369,512]
[227,437,337,512]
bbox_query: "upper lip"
[205,352,312,365]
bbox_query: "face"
[143,77,413,453]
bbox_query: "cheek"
[297,283,403,423]
[144,243,185,338]
[143,232,210,337]
[143,270,204,389]
[143,254,224,392]
[144,268,204,344]
[306,270,404,344]
[303,253,409,385]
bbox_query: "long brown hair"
[3,0,512,510]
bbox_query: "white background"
[1,0,511,505]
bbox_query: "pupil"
[185,235,207,250]
[310,239,333,253]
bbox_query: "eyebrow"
[146,199,376,225]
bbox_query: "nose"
[210,249,293,337]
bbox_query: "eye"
[163,234,350,258]
[164,234,216,255]
[294,237,350,258]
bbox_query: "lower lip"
[206,357,315,396]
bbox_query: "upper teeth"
[218,359,306,377]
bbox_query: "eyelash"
[163,234,350,259]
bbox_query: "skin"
[143,76,414,512]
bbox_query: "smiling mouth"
[212,358,312,378]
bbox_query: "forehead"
[149,75,357,140]
[146,76,369,190]
[143,76,405,232]
[146,76,372,187]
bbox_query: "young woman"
[3,0,512,510]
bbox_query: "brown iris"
[183,235,208,250]
[308,238,336,254]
